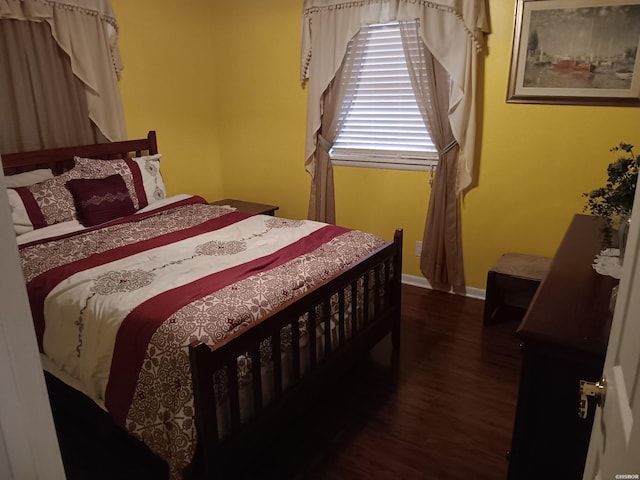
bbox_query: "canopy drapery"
[0,0,126,142]
[301,0,488,195]
[0,19,107,153]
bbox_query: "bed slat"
[309,308,317,369]
[338,289,346,346]
[291,318,301,383]
[351,281,358,335]
[272,332,283,398]
[228,360,241,431]
[363,271,370,326]
[251,345,262,413]
[323,297,331,358]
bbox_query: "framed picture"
[507,0,640,106]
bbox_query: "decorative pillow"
[7,167,86,235]
[3,168,54,188]
[74,154,166,209]
[73,156,144,209]
[66,174,136,227]
[129,154,166,204]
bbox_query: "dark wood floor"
[48,284,524,480]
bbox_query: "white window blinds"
[330,21,438,171]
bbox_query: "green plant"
[583,142,638,243]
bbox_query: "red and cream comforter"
[18,195,385,479]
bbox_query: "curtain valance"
[0,0,126,141]
[301,0,488,193]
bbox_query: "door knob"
[579,377,607,419]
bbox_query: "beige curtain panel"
[400,20,465,291]
[0,0,126,144]
[307,26,370,224]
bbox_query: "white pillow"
[6,188,34,236]
[3,168,54,188]
[129,154,167,204]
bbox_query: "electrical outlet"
[415,241,423,256]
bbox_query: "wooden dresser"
[507,214,618,479]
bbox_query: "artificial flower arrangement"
[583,142,638,246]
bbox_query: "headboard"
[1,131,158,176]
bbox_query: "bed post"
[147,131,158,155]
[391,228,403,352]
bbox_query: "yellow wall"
[111,0,640,290]
[111,0,223,200]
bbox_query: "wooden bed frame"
[2,131,403,479]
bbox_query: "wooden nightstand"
[209,198,279,216]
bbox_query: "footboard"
[189,228,403,478]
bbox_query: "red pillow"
[66,174,136,227]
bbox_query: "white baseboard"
[401,273,486,300]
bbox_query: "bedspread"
[19,195,385,479]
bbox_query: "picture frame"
[507,0,640,106]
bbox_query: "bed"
[1,131,403,480]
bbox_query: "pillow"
[74,154,166,209]
[66,174,136,227]
[3,168,54,188]
[7,167,86,235]
[129,154,166,204]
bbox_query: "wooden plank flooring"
[49,284,524,480]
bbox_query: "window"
[330,21,438,171]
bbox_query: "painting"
[507,0,640,106]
